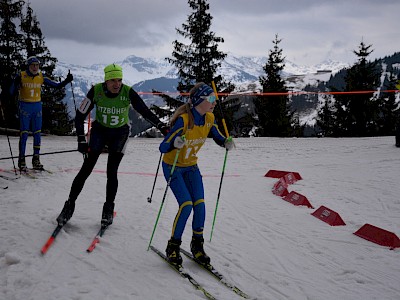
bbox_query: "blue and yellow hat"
[190,83,214,107]
[27,56,40,65]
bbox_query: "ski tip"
[40,237,55,255]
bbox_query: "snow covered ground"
[0,135,399,300]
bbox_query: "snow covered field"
[0,135,399,300]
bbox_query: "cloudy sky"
[29,0,399,67]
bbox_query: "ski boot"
[101,202,115,227]
[56,200,75,225]
[18,157,27,172]
[190,236,210,265]
[166,238,183,266]
[32,154,44,170]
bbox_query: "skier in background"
[56,64,168,227]
[159,82,234,266]
[9,56,73,171]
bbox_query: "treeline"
[315,47,400,137]
[1,0,399,138]
[149,1,400,138]
[0,0,72,135]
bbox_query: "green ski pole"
[147,136,184,250]
[209,81,230,242]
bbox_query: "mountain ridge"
[55,53,349,88]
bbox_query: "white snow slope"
[0,136,399,300]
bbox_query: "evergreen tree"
[253,34,294,136]
[376,72,399,135]
[167,0,231,93]
[316,94,336,136]
[163,0,235,134]
[332,41,381,136]
[0,0,25,129]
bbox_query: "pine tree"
[155,0,235,134]
[316,94,336,136]
[332,41,381,136]
[167,0,231,93]
[0,0,25,129]
[253,34,294,136]
[376,72,399,135]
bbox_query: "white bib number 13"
[103,115,121,126]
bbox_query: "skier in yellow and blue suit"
[9,56,73,170]
[159,82,235,266]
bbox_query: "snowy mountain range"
[54,53,349,100]
[53,53,350,133]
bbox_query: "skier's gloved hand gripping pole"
[209,81,232,242]
[147,136,185,250]
[69,69,89,160]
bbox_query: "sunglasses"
[201,94,217,104]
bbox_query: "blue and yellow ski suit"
[159,108,226,240]
[10,70,68,157]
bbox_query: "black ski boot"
[166,238,183,266]
[101,202,115,227]
[190,236,210,265]
[56,200,75,225]
[18,157,27,172]
[32,154,44,170]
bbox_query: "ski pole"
[69,70,77,112]
[0,98,18,175]
[0,149,78,160]
[147,137,184,250]
[147,153,163,203]
[69,74,89,161]
[209,81,230,242]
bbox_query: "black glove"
[64,73,73,84]
[77,135,88,154]
[157,122,169,136]
[78,141,89,154]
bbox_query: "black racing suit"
[68,83,163,204]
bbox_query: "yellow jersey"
[19,71,44,103]
[163,112,216,167]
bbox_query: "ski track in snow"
[0,135,399,300]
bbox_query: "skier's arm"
[43,73,73,89]
[210,119,227,147]
[159,117,185,153]
[129,88,168,134]
[75,87,95,141]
